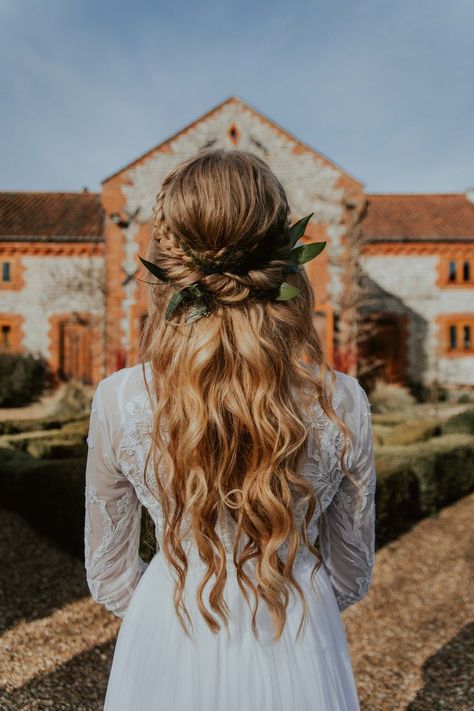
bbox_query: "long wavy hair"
[138,149,353,643]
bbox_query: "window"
[444,318,474,355]
[449,324,457,349]
[1,324,10,349]
[448,260,456,282]
[2,262,11,282]
[442,256,473,286]
[228,123,240,145]
[463,260,471,282]
[463,325,472,350]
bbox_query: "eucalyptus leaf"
[289,212,314,248]
[164,291,184,320]
[185,283,204,298]
[288,241,326,266]
[276,282,300,301]
[186,303,210,323]
[138,255,169,283]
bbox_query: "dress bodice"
[85,362,376,617]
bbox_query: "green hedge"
[441,409,474,436]
[1,429,87,460]
[0,414,89,437]
[375,434,474,546]
[1,431,473,560]
[0,448,86,558]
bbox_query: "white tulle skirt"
[103,551,361,710]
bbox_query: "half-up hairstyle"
[139,149,354,643]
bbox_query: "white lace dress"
[84,362,376,711]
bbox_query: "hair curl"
[138,149,354,643]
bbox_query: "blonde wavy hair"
[138,149,353,643]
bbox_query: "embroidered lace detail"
[84,365,377,617]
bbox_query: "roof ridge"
[366,192,468,198]
[0,190,99,197]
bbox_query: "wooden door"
[59,317,93,383]
[363,314,407,383]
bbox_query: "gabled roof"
[363,193,474,242]
[102,96,364,187]
[0,191,104,242]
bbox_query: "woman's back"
[86,363,376,615]
[84,148,376,710]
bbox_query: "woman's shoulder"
[94,362,152,413]
[330,369,371,421]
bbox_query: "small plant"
[368,378,416,416]
[0,352,51,407]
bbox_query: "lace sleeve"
[319,383,376,612]
[84,379,148,618]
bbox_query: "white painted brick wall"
[1,254,105,360]
[116,103,352,349]
[361,253,474,385]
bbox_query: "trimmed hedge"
[0,448,86,558]
[441,409,474,436]
[375,434,474,546]
[1,429,87,460]
[1,427,473,559]
[0,413,89,437]
[381,419,441,447]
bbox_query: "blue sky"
[1,0,473,193]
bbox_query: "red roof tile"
[0,192,104,242]
[362,193,474,241]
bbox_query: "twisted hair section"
[138,149,356,642]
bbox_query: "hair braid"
[149,169,295,306]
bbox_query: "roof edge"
[102,96,365,188]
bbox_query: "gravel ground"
[0,494,473,710]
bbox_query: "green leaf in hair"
[164,291,185,320]
[186,303,211,323]
[289,212,314,248]
[276,282,300,301]
[138,255,169,283]
[288,241,326,266]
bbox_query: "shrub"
[374,460,421,548]
[0,352,51,407]
[441,409,474,436]
[0,416,66,436]
[0,447,87,558]
[408,380,449,403]
[383,418,441,446]
[51,381,94,420]
[368,379,417,416]
[375,434,474,545]
[1,427,473,561]
[1,429,87,459]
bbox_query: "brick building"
[1,97,473,389]
[0,191,105,384]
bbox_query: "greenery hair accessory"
[138,212,326,324]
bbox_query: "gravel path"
[0,494,472,710]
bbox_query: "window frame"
[440,255,474,288]
[2,261,11,282]
[444,318,474,356]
